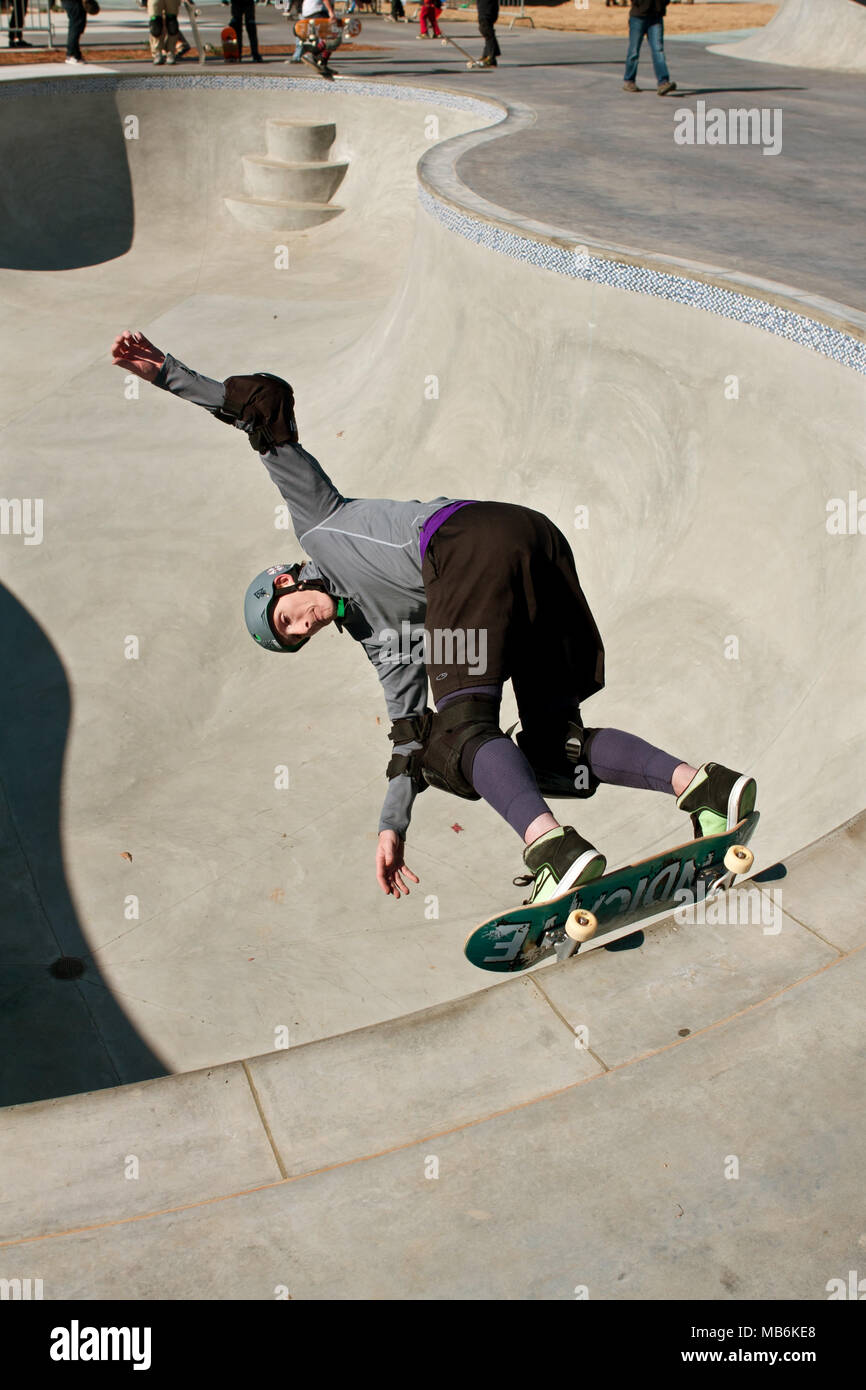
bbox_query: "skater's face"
[270,576,336,646]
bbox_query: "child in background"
[417,0,442,39]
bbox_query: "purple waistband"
[419,501,478,561]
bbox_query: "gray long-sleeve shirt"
[154,352,455,835]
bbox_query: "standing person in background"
[60,0,87,62]
[623,0,676,95]
[147,0,182,64]
[388,0,406,21]
[417,0,441,39]
[476,0,499,68]
[7,0,32,48]
[230,0,264,60]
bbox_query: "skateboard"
[440,33,484,69]
[293,15,360,40]
[464,811,760,974]
[293,15,358,77]
[293,16,360,41]
[181,0,205,62]
[294,15,339,40]
[221,24,239,61]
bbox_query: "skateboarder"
[110,331,756,904]
[289,0,336,67]
[476,0,500,68]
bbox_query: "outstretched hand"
[376,830,420,899]
[110,329,165,382]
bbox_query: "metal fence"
[0,0,57,45]
[498,0,535,29]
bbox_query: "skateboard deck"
[465,811,760,974]
[294,16,341,39]
[294,15,359,40]
[221,24,239,61]
[182,0,205,63]
[440,33,484,69]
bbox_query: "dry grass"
[437,1,778,32]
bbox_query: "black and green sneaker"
[676,763,757,839]
[519,826,606,906]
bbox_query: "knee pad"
[517,719,601,799]
[166,13,179,32]
[423,695,504,800]
[149,14,164,35]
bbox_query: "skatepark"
[0,1,864,1300]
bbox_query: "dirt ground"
[438,1,778,31]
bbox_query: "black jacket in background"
[630,0,668,18]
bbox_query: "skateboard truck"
[554,908,597,962]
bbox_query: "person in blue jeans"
[623,0,676,95]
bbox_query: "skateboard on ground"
[464,811,760,974]
[221,24,239,60]
[181,0,205,62]
[440,33,484,69]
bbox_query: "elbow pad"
[215,373,299,452]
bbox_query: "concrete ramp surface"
[0,73,864,1300]
[710,0,866,71]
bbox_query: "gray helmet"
[244,563,312,653]
[244,562,345,653]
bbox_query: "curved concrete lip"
[224,195,346,230]
[0,71,864,1299]
[242,155,348,171]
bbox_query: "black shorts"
[421,501,605,720]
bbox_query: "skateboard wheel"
[564,909,598,943]
[723,844,754,875]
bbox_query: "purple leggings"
[437,685,683,839]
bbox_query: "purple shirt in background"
[419,500,478,561]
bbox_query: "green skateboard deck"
[464,811,760,974]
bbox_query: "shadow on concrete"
[0,89,133,270]
[0,582,167,1108]
[673,85,806,97]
